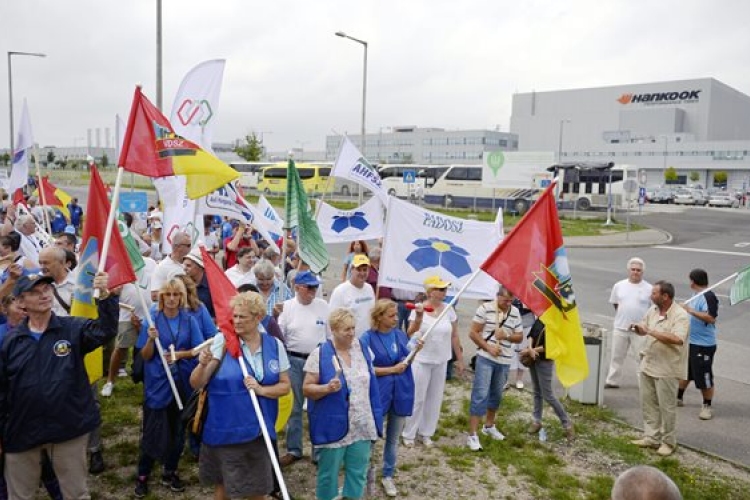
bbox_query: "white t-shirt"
[225,265,256,289]
[474,302,523,365]
[278,297,330,354]
[409,306,457,364]
[119,258,157,321]
[51,271,76,317]
[609,279,653,330]
[150,256,184,293]
[328,281,375,336]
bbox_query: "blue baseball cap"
[294,271,320,287]
[13,271,54,297]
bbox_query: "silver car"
[708,192,739,208]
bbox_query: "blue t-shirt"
[689,291,718,347]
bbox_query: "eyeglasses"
[630,268,643,272]
[305,285,319,290]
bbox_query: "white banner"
[332,136,387,203]
[157,177,203,254]
[315,197,384,244]
[198,182,279,249]
[379,197,502,299]
[257,195,284,242]
[9,100,34,193]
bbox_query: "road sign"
[119,192,148,213]
[403,170,416,184]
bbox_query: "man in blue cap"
[0,270,118,499]
[277,270,330,467]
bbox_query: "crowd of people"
[0,195,696,499]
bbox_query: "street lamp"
[556,119,570,202]
[7,51,46,154]
[335,30,368,204]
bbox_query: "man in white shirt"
[606,257,653,388]
[16,215,43,266]
[39,247,76,317]
[149,231,191,300]
[225,247,257,288]
[277,271,330,466]
[328,254,375,336]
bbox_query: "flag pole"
[684,272,738,305]
[33,147,52,235]
[238,357,290,500]
[403,267,485,365]
[93,166,125,299]
[136,285,184,410]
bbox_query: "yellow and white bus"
[230,162,274,189]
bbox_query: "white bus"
[554,163,638,210]
[379,164,448,199]
[230,162,274,189]
[422,164,550,213]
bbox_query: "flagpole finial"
[288,151,295,159]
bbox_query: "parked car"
[650,189,674,204]
[708,192,740,208]
[673,188,709,205]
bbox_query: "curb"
[566,229,673,249]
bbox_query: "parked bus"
[553,163,637,210]
[379,164,448,199]
[422,164,550,213]
[230,161,274,189]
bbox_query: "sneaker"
[657,443,675,456]
[528,422,542,434]
[503,382,511,391]
[481,425,506,441]
[402,437,415,448]
[677,398,684,407]
[161,472,185,492]
[117,368,128,378]
[100,382,113,397]
[699,404,713,420]
[134,478,148,498]
[420,435,434,448]
[630,437,660,449]
[515,381,525,390]
[466,434,482,451]
[381,477,398,497]
[88,450,105,475]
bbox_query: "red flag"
[199,246,241,358]
[37,176,63,207]
[480,182,588,387]
[12,188,25,205]
[80,166,137,289]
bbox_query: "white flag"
[332,136,387,203]
[379,197,502,299]
[9,100,33,193]
[161,58,227,251]
[315,197,384,243]
[198,182,279,249]
[257,195,284,242]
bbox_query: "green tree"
[713,171,727,186]
[0,153,9,166]
[47,151,55,165]
[664,166,678,182]
[101,153,109,168]
[690,171,700,182]
[234,132,264,161]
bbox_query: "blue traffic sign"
[119,192,149,213]
[403,170,416,184]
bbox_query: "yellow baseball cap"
[423,275,451,289]
[352,254,370,268]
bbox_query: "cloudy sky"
[2,0,750,153]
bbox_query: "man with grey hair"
[150,231,192,301]
[254,258,291,318]
[606,257,652,389]
[611,465,682,500]
[15,215,43,266]
[38,247,75,317]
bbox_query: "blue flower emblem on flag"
[331,211,369,234]
[406,237,472,278]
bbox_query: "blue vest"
[308,339,383,446]
[361,329,415,417]
[202,334,281,446]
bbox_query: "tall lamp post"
[7,51,46,154]
[335,31,368,204]
[556,119,570,203]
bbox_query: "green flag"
[117,213,145,274]
[284,159,329,273]
[730,265,750,305]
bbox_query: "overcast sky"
[2,0,750,153]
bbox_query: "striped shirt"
[473,301,523,365]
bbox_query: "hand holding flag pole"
[238,357,290,500]
[135,285,184,410]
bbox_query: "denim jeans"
[396,302,411,332]
[286,355,306,457]
[382,410,406,478]
[469,356,509,416]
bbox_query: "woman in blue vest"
[133,278,205,498]
[361,299,421,498]
[303,308,383,500]
[190,291,290,500]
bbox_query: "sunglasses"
[305,285,319,290]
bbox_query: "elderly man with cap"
[277,271,330,467]
[0,270,118,500]
[182,249,215,319]
[150,231,191,301]
[328,254,376,336]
